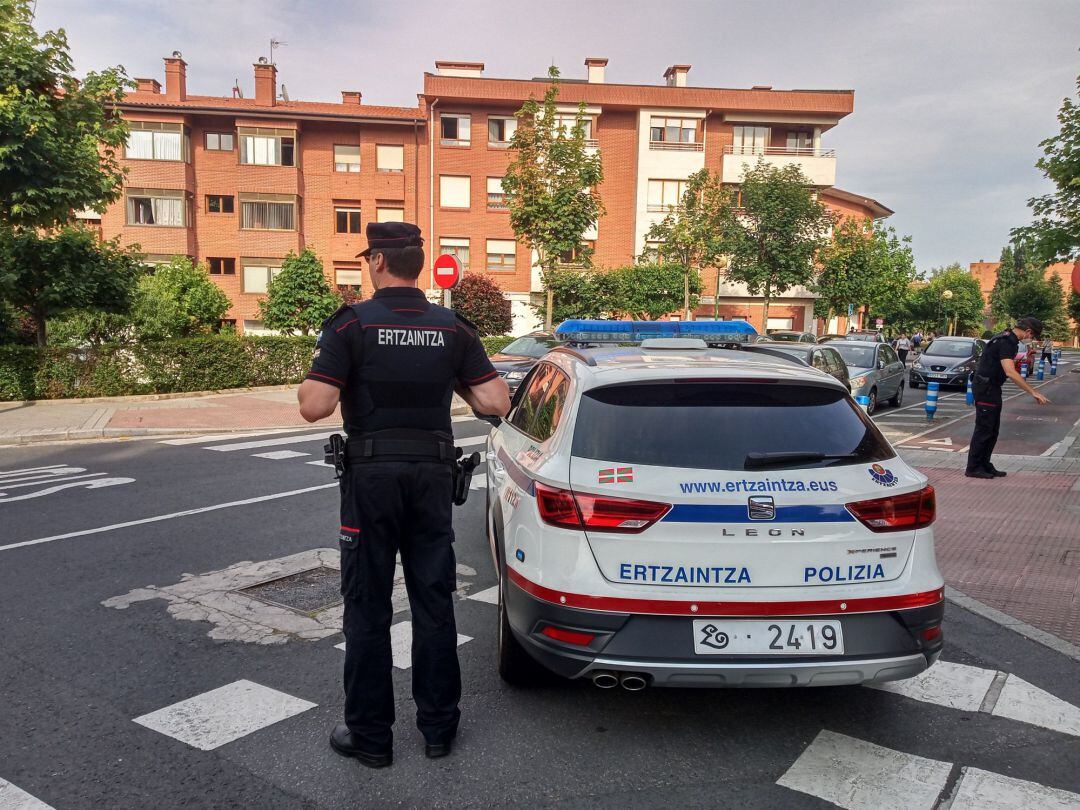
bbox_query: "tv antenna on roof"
[280,84,290,102]
[270,38,287,65]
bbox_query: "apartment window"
[486,239,516,273]
[239,194,296,230]
[488,116,517,146]
[125,188,187,226]
[440,175,471,209]
[650,117,698,144]
[238,127,296,166]
[486,177,507,210]
[126,122,187,161]
[207,257,236,275]
[554,114,593,140]
[241,258,283,294]
[440,114,471,146]
[439,238,470,271]
[786,130,813,152]
[558,240,595,266]
[376,206,404,223]
[139,254,174,272]
[205,132,234,151]
[335,263,364,287]
[335,206,362,234]
[206,195,234,214]
[334,144,361,172]
[376,144,404,172]
[732,125,770,155]
[643,239,665,261]
[647,179,688,212]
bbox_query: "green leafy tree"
[135,256,231,341]
[642,169,733,318]
[725,159,834,329]
[604,263,702,320]
[536,266,607,323]
[0,0,132,229]
[989,241,1041,324]
[1000,274,1065,327]
[452,273,512,336]
[503,65,605,330]
[0,225,141,345]
[1068,289,1080,344]
[258,249,341,336]
[1012,70,1080,264]
[908,264,986,335]
[47,310,134,346]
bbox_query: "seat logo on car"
[747,495,775,521]
[599,466,633,484]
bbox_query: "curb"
[946,586,1080,663]
[2,383,299,407]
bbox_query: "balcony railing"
[584,138,599,148]
[649,140,704,152]
[724,145,836,158]
[487,193,508,210]
[440,138,470,148]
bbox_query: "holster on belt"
[452,447,481,507]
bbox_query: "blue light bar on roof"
[554,319,758,344]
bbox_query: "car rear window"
[571,382,894,471]
[924,340,974,358]
[832,344,877,367]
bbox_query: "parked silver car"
[909,337,985,389]
[830,340,905,414]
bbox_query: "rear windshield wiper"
[743,451,862,469]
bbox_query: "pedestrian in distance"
[896,332,911,365]
[1041,334,1054,364]
[297,222,511,768]
[965,316,1051,480]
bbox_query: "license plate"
[929,372,948,378]
[692,620,844,655]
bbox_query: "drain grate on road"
[240,566,342,615]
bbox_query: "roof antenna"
[270,38,287,65]
[232,79,243,99]
[280,84,290,102]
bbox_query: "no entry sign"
[433,254,460,289]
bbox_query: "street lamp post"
[942,289,954,335]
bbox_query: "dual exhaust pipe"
[591,670,648,691]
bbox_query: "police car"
[483,320,943,689]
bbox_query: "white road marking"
[0,483,336,554]
[207,433,331,451]
[335,621,473,669]
[0,477,135,504]
[867,660,996,712]
[0,777,55,809]
[159,428,316,445]
[455,435,487,449]
[132,680,316,751]
[306,460,333,467]
[0,467,89,485]
[949,767,1080,809]
[468,585,499,604]
[991,674,1080,738]
[0,472,105,491]
[470,472,488,490]
[251,450,310,460]
[0,464,67,477]
[777,729,951,810]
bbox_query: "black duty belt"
[345,430,456,463]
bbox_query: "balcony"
[649,140,704,152]
[721,145,836,186]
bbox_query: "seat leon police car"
[483,321,944,690]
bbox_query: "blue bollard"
[1037,360,1045,381]
[1055,348,1062,362]
[856,394,871,412]
[925,381,939,420]
[966,374,974,405]
[1051,359,1058,376]
[1020,361,1028,378]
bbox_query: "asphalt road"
[2,420,1079,808]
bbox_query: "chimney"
[434,60,484,77]
[254,58,277,106]
[341,90,362,105]
[163,53,187,101]
[585,57,608,84]
[663,64,691,88]
[135,77,162,94]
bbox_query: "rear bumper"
[505,574,944,687]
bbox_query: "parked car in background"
[489,333,559,393]
[909,337,985,389]
[1015,340,1038,374]
[830,340,905,414]
[818,332,883,343]
[743,342,851,389]
[761,330,818,344]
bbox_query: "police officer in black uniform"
[965,316,1050,479]
[298,222,511,767]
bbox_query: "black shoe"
[425,740,453,759]
[964,469,996,479]
[330,724,392,768]
[987,466,1007,477]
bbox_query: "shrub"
[259,250,342,335]
[481,335,515,355]
[135,257,231,341]
[452,274,512,336]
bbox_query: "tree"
[1012,70,1080,264]
[0,0,131,230]
[604,263,702,320]
[989,241,1040,324]
[452,273,512,336]
[908,265,985,335]
[0,225,141,345]
[999,273,1066,337]
[642,169,733,318]
[724,159,834,329]
[258,249,341,336]
[535,266,608,324]
[1068,289,1080,344]
[134,256,231,341]
[503,66,605,330]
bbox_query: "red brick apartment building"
[970,260,1080,342]
[95,55,891,335]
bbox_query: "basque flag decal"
[599,467,634,484]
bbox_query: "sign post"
[432,253,460,309]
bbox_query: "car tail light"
[540,625,596,646]
[534,483,671,533]
[847,486,936,533]
[922,625,942,642]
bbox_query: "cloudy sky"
[34,0,1079,273]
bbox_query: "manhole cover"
[240,566,342,615]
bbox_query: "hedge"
[1,333,518,401]
[480,335,515,355]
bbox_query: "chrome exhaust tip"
[620,673,648,691]
[591,671,619,689]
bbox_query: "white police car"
[484,321,943,689]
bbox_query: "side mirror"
[473,410,502,428]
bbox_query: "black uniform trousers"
[338,459,461,753]
[966,379,1003,474]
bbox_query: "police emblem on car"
[747,495,775,520]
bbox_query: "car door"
[878,344,903,397]
[824,349,850,389]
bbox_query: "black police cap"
[357,222,424,258]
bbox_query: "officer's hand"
[1033,392,1050,405]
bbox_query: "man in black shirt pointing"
[298,222,510,767]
